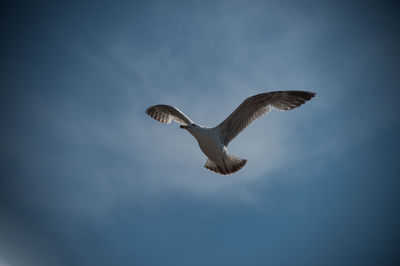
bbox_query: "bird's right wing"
[146,104,194,126]
[216,91,316,146]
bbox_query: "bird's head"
[180,123,204,139]
[180,123,197,130]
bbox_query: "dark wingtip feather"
[290,91,316,99]
[145,105,169,124]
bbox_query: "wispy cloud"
[13,0,396,219]
[2,1,399,265]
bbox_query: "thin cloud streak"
[1,1,399,265]
[16,1,395,215]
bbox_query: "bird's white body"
[146,90,315,175]
[186,126,226,165]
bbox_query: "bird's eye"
[192,123,196,126]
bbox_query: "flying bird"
[146,91,315,175]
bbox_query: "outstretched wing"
[145,104,194,126]
[216,91,316,146]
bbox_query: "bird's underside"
[146,90,316,175]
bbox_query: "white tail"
[204,154,247,175]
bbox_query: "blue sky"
[0,1,399,265]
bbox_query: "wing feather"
[145,104,193,126]
[216,91,316,145]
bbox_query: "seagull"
[146,91,315,175]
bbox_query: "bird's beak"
[180,125,187,129]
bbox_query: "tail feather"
[204,154,247,175]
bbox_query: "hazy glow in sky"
[0,1,399,265]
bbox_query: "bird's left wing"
[146,104,194,126]
[216,91,316,146]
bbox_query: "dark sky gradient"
[1,1,399,265]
